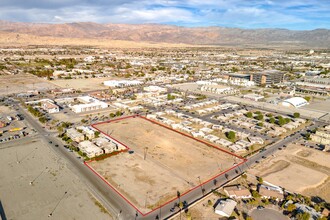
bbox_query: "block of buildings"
[200,84,236,94]
[66,128,84,142]
[76,126,95,139]
[311,129,330,145]
[78,140,103,158]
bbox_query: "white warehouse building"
[200,84,235,94]
[280,97,309,108]
[70,96,108,113]
[103,80,142,88]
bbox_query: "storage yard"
[90,116,242,213]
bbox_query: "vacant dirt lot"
[49,77,117,91]
[91,116,237,212]
[0,137,111,220]
[250,144,330,202]
[0,73,58,95]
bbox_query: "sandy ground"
[0,73,58,95]
[250,143,330,202]
[91,117,236,212]
[49,77,116,92]
[0,137,112,220]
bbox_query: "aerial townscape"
[0,1,329,220]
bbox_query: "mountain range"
[0,20,329,48]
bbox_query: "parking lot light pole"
[48,191,67,217]
[30,166,48,185]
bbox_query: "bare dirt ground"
[49,77,116,92]
[0,73,58,95]
[0,137,112,220]
[90,116,237,212]
[249,143,330,202]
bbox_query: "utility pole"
[144,191,150,208]
[144,147,148,160]
[197,176,204,195]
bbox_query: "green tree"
[293,112,300,118]
[257,177,263,184]
[256,114,264,121]
[269,117,276,124]
[285,118,291,124]
[257,122,264,127]
[227,131,236,140]
[246,112,253,118]
[94,131,100,138]
[296,212,310,220]
[251,190,261,198]
[167,93,175,100]
[304,96,311,102]
[278,118,285,126]
[287,203,296,212]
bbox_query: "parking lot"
[0,105,35,144]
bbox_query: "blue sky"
[0,0,329,30]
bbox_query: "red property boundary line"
[87,114,247,217]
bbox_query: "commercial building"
[243,93,264,101]
[200,84,236,94]
[280,97,309,108]
[78,141,103,158]
[103,80,142,88]
[76,126,95,139]
[214,199,237,217]
[93,137,120,153]
[66,128,84,142]
[143,86,167,93]
[70,96,108,113]
[311,128,330,145]
[41,100,60,114]
[224,73,251,81]
[251,70,284,85]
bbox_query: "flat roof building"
[214,199,237,217]
[251,70,284,85]
[78,141,103,158]
[70,96,108,113]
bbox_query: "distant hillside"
[0,20,329,48]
